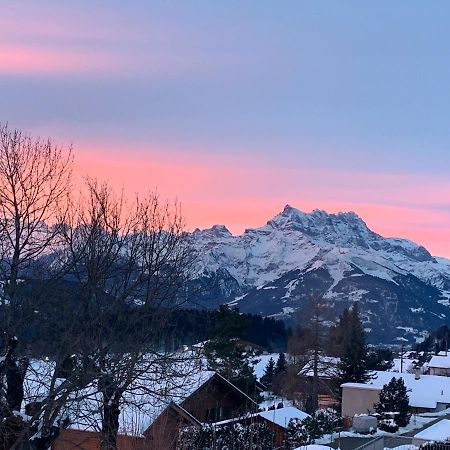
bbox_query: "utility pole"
[400,342,404,373]
[445,327,448,356]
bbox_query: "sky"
[1,1,450,256]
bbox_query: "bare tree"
[287,294,334,412]
[0,123,73,449]
[58,179,194,450]
[0,125,196,450]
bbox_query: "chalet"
[298,356,340,408]
[51,371,257,450]
[257,406,310,447]
[342,370,450,418]
[428,354,450,376]
[144,372,258,449]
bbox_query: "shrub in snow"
[287,409,342,447]
[377,418,399,433]
[314,409,342,435]
[178,422,274,449]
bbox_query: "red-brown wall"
[52,429,147,450]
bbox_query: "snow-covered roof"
[342,371,450,409]
[342,383,382,391]
[391,358,417,373]
[414,419,450,442]
[429,355,450,369]
[299,356,340,379]
[192,340,209,349]
[24,357,216,436]
[258,406,310,429]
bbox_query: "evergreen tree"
[375,377,410,427]
[274,353,287,375]
[366,347,394,371]
[261,357,275,389]
[338,304,371,384]
[204,305,258,398]
[327,308,351,356]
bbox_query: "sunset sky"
[1,1,450,256]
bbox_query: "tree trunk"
[6,357,28,411]
[312,345,319,412]
[311,307,320,412]
[101,387,121,450]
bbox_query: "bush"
[286,408,342,447]
[178,422,275,449]
[378,418,399,433]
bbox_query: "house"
[257,406,310,447]
[428,354,450,376]
[342,371,450,418]
[298,356,340,408]
[189,340,209,354]
[413,419,450,446]
[49,368,257,450]
[143,371,258,449]
[299,356,340,380]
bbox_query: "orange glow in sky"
[2,2,450,258]
[75,145,450,257]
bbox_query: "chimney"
[415,368,421,380]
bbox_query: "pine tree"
[327,308,351,356]
[274,353,287,375]
[338,304,371,384]
[261,357,275,389]
[375,377,410,427]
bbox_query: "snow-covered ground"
[259,391,293,411]
[253,353,281,380]
[391,358,418,373]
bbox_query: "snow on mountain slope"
[192,205,449,290]
[189,205,450,343]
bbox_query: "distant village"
[44,320,450,449]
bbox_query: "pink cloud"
[0,44,116,75]
[74,144,450,258]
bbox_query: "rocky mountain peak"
[193,224,232,238]
[267,205,373,247]
[189,205,450,344]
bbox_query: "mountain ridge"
[189,206,450,344]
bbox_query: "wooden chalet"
[51,372,257,450]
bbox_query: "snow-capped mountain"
[189,205,450,344]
